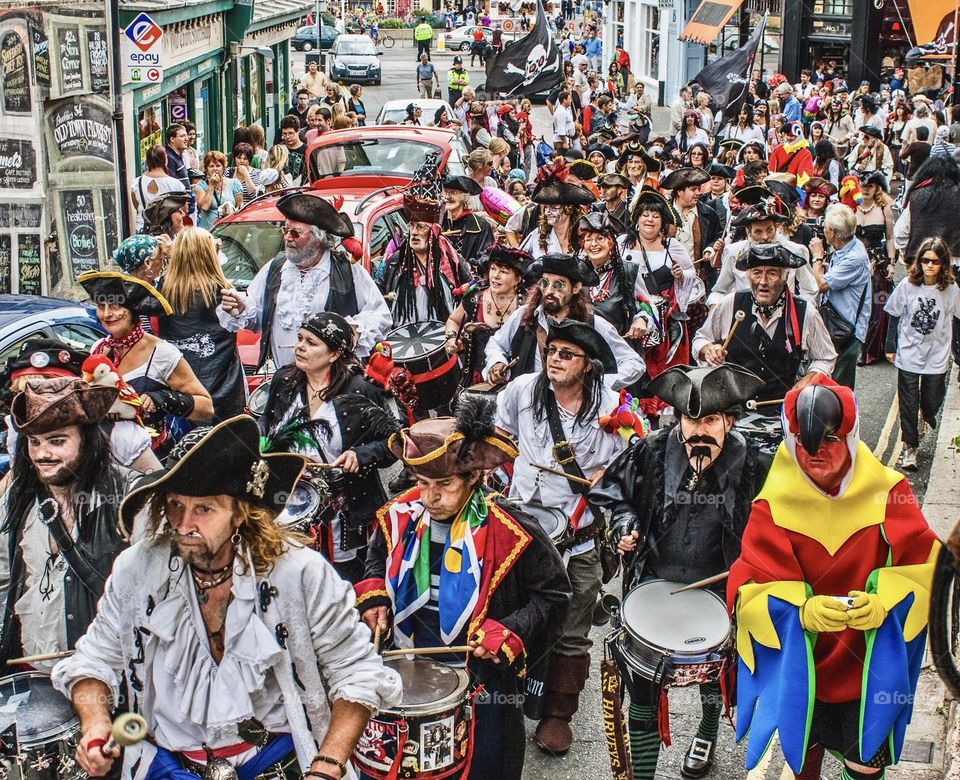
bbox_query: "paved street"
[292,40,952,779]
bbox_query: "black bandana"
[752,287,787,319]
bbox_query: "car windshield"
[309,139,463,179]
[338,39,375,55]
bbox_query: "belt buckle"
[552,441,576,466]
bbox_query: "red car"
[212,184,408,383]
[305,125,470,187]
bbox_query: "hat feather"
[453,394,497,463]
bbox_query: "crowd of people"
[2,17,960,780]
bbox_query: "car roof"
[0,295,94,328]
[307,125,458,148]
[213,186,405,224]
[336,34,373,42]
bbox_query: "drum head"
[275,480,321,527]
[386,657,469,715]
[0,672,78,744]
[247,379,272,418]
[621,580,730,654]
[386,321,446,361]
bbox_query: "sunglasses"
[281,226,305,238]
[545,346,586,361]
[920,256,942,265]
[537,278,570,291]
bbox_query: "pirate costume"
[590,364,772,779]
[355,399,571,779]
[52,416,402,780]
[439,175,494,268]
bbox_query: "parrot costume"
[727,375,940,776]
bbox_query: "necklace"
[306,379,329,400]
[485,290,517,322]
[858,201,876,214]
[192,565,232,605]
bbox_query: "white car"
[374,98,456,126]
[442,25,492,51]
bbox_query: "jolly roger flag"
[483,0,562,97]
[691,13,767,127]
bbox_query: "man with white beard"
[218,192,390,369]
[706,186,820,308]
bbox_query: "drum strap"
[600,657,633,780]
[543,390,590,496]
[37,493,106,600]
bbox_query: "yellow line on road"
[873,391,899,460]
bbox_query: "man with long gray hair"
[218,192,391,369]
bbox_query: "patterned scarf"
[387,488,488,646]
[96,322,144,359]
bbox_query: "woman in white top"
[674,110,710,155]
[226,142,263,205]
[131,145,186,232]
[519,167,594,258]
[884,236,960,470]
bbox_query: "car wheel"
[459,41,470,51]
[302,41,313,51]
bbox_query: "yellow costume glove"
[799,595,850,632]
[845,590,887,631]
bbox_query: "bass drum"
[734,412,783,456]
[0,672,85,780]
[353,657,473,779]
[386,321,461,412]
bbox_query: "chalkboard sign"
[0,202,42,227]
[1,32,31,114]
[58,28,83,93]
[86,29,109,94]
[62,190,98,278]
[33,27,50,87]
[17,234,42,295]
[0,236,11,295]
[50,98,113,162]
[0,139,36,189]
[101,189,118,254]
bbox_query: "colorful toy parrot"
[81,354,153,431]
[364,341,395,390]
[599,389,650,443]
[839,174,863,210]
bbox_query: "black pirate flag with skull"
[483,0,562,97]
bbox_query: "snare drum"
[246,377,273,418]
[0,672,84,780]
[615,580,732,688]
[734,412,784,456]
[521,503,569,545]
[353,657,472,779]
[386,322,461,411]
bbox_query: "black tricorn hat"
[119,415,307,534]
[585,143,616,160]
[479,243,532,275]
[276,192,354,237]
[735,242,807,271]
[707,162,735,180]
[78,271,173,316]
[630,187,679,228]
[531,179,596,205]
[442,175,483,195]
[576,210,625,237]
[597,172,631,190]
[661,166,710,191]
[858,125,883,140]
[648,364,764,418]
[533,252,601,286]
[616,141,661,174]
[546,319,617,373]
[568,159,600,181]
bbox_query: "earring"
[231,530,242,549]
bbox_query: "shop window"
[169,87,189,125]
[138,102,163,170]
[194,79,209,157]
[643,6,660,81]
[249,55,262,126]
[812,0,852,14]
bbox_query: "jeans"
[833,337,862,389]
[897,369,947,447]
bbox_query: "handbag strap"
[544,389,589,495]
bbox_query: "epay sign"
[123,13,164,82]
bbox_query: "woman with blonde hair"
[248,123,268,168]
[262,144,290,192]
[157,227,246,419]
[195,150,243,229]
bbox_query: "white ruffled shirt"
[146,556,286,759]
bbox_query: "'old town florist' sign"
[49,97,113,163]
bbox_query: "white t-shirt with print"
[884,280,960,374]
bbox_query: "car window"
[365,214,396,268]
[51,323,102,351]
[214,221,285,289]
[309,139,446,179]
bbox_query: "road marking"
[888,438,903,469]
[873,391,899,460]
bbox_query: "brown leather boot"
[534,653,592,755]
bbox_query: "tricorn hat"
[533,252,600,286]
[616,141,659,174]
[735,242,807,270]
[707,162,735,180]
[11,376,118,435]
[442,175,483,195]
[2,338,87,385]
[276,192,354,237]
[630,187,679,228]
[568,159,600,181]
[479,243,532,275]
[119,415,307,534]
[858,125,883,140]
[546,320,616,373]
[78,271,173,316]
[661,166,710,191]
[531,178,596,205]
[143,192,191,229]
[647,364,764,418]
[576,210,625,237]
[388,396,517,478]
[597,172,631,190]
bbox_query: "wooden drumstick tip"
[720,310,746,352]
[746,398,784,410]
[103,713,148,753]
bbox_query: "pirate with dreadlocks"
[590,364,772,780]
[378,175,473,327]
[519,159,596,259]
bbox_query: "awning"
[679,0,747,45]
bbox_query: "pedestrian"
[447,55,469,105]
[854,171,896,366]
[885,237,960,470]
[300,59,328,100]
[286,88,312,130]
[194,151,243,230]
[348,83,367,126]
[552,90,577,151]
[226,142,262,205]
[414,16,433,59]
[278,115,308,185]
[470,25,486,66]
[415,52,439,99]
[163,123,195,217]
[131,144,186,232]
[261,144,290,192]
[157,227,247,421]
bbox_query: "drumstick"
[382,646,473,657]
[720,310,746,352]
[670,571,729,595]
[6,649,74,665]
[373,624,382,653]
[746,398,784,410]
[531,463,594,486]
[101,713,149,755]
